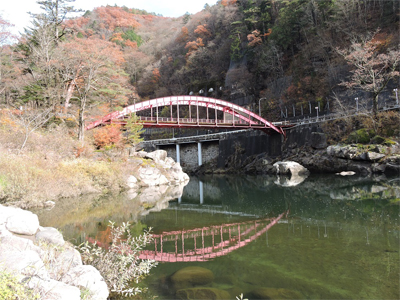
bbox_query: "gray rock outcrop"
[0,204,109,300]
[128,150,189,188]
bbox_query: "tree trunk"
[78,97,86,141]
[372,93,379,118]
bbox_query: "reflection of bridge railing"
[138,211,287,262]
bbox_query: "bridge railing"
[137,116,260,126]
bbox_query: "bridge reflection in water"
[138,211,288,262]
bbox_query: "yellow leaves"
[0,109,19,129]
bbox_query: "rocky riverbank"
[0,204,109,300]
[197,142,400,177]
[0,149,189,299]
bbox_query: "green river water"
[33,174,400,300]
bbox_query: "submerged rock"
[170,266,214,291]
[248,287,303,299]
[176,287,231,300]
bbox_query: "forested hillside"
[0,0,399,134]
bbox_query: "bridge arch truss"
[85,96,284,135]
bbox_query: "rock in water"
[249,287,303,299]
[273,161,309,176]
[176,287,231,300]
[170,266,214,291]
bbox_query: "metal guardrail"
[277,104,400,129]
[140,104,399,145]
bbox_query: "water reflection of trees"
[182,174,399,226]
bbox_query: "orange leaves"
[95,6,140,31]
[176,26,189,43]
[185,38,205,57]
[221,0,237,6]
[111,32,124,42]
[247,29,272,47]
[94,6,140,31]
[247,30,262,47]
[194,24,211,38]
[64,17,90,37]
[152,68,161,83]
[124,40,138,49]
[60,37,125,68]
[93,124,123,149]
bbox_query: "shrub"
[93,124,123,149]
[0,268,39,300]
[347,128,372,144]
[77,221,157,297]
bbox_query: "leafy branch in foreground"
[77,221,157,297]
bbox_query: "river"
[33,174,399,300]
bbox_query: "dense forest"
[0,0,399,138]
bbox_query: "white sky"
[1,0,218,37]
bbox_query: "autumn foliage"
[95,6,140,31]
[93,124,123,149]
[221,0,237,6]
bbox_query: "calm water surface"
[34,174,400,300]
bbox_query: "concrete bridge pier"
[198,142,202,166]
[176,144,180,163]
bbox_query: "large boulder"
[0,234,42,254]
[0,205,39,235]
[169,163,190,183]
[145,150,168,163]
[170,266,214,291]
[62,265,109,300]
[137,165,169,186]
[273,161,309,176]
[28,277,81,300]
[0,249,48,279]
[311,132,327,149]
[36,227,65,246]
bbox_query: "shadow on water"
[33,174,400,300]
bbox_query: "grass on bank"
[0,268,40,300]
[0,116,132,208]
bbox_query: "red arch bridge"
[85,96,286,135]
[138,211,287,262]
